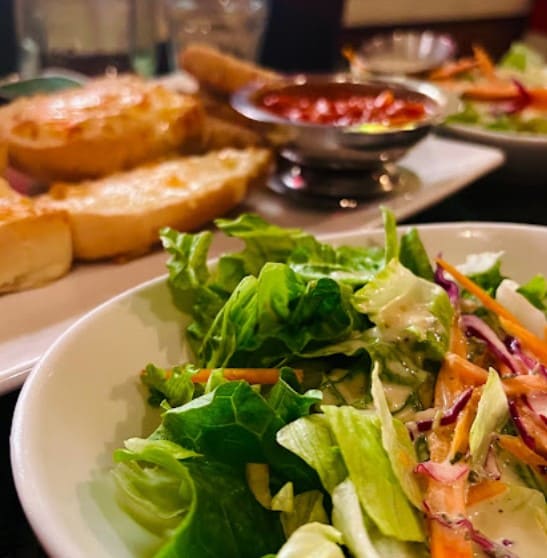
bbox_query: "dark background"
[0,0,16,76]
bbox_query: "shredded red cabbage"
[484,446,502,480]
[461,314,522,375]
[426,512,518,558]
[524,393,547,427]
[434,262,460,306]
[493,79,532,115]
[406,388,473,438]
[506,337,547,378]
[508,398,538,451]
[415,460,469,483]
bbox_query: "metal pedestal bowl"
[231,73,449,206]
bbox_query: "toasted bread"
[1,75,205,183]
[201,115,264,151]
[179,42,279,96]
[0,141,6,174]
[37,148,272,261]
[0,180,72,293]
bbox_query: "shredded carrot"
[472,44,496,79]
[426,475,473,558]
[502,374,547,396]
[466,480,508,507]
[429,58,478,80]
[449,389,480,460]
[451,315,468,357]
[443,353,489,386]
[189,368,304,385]
[497,434,547,467]
[461,82,519,101]
[530,88,547,110]
[499,317,547,366]
[436,258,521,325]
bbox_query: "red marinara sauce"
[257,83,431,127]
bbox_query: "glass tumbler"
[163,0,267,70]
[14,0,158,78]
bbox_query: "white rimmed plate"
[442,123,547,180]
[11,222,547,558]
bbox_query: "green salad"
[445,42,547,135]
[111,211,547,558]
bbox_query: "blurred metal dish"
[231,73,449,170]
[353,30,456,76]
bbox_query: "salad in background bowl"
[11,212,547,558]
[434,43,547,179]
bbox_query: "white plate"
[443,123,547,180]
[0,135,503,394]
[11,222,547,558]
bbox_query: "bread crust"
[179,42,279,96]
[1,76,205,182]
[0,180,72,293]
[37,148,272,260]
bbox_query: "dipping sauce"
[257,83,432,127]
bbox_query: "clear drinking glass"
[164,0,267,70]
[14,0,158,78]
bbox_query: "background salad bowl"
[10,221,547,558]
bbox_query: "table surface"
[1,162,546,557]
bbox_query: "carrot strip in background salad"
[498,434,547,467]
[472,44,496,79]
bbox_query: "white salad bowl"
[10,222,547,558]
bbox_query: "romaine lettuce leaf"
[113,438,284,558]
[323,405,424,542]
[399,228,434,281]
[198,262,361,369]
[158,373,321,490]
[141,363,198,408]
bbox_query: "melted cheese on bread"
[38,147,271,260]
[0,180,72,293]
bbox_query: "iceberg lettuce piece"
[332,479,381,558]
[277,413,347,494]
[332,480,428,558]
[469,368,509,468]
[352,259,452,387]
[280,490,329,537]
[370,364,423,508]
[499,42,545,73]
[468,485,547,558]
[323,405,424,542]
[275,523,345,558]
